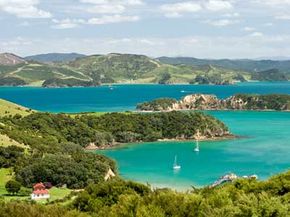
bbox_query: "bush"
[5,180,21,195]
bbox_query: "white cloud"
[254,0,290,6]
[205,19,239,26]
[88,15,139,24]
[51,15,139,29]
[87,4,125,14]
[0,0,51,18]
[161,0,233,18]
[80,0,143,5]
[264,22,273,26]
[204,0,233,11]
[80,0,144,14]
[223,12,240,18]
[52,19,86,29]
[250,32,264,37]
[161,2,202,18]
[243,26,256,32]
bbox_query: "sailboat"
[194,130,200,152]
[194,139,200,152]
[173,155,181,170]
[109,84,114,90]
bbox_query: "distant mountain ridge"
[25,53,86,63]
[157,56,290,73]
[0,52,289,87]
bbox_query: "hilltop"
[0,52,289,87]
[0,53,26,66]
[25,53,86,63]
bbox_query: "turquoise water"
[1,83,290,189]
[101,111,290,189]
[1,82,290,112]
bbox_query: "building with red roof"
[31,182,50,200]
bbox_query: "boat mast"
[194,129,200,152]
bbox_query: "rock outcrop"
[168,94,249,111]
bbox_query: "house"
[31,182,50,200]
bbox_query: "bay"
[1,82,290,189]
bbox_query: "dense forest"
[0,111,230,151]
[0,111,229,189]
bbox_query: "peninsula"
[137,94,290,111]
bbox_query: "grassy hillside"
[158,56,290,74]
[0,62,92,86]
[63,53,250,85]
[0,53,287,87]
[0,99,33,117]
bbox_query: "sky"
[0,0,290,59]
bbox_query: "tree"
[158,72,171,84]
[5,180,21,195]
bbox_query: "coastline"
[0,80,280,88]
[137,108,290,113]
[85,134,238,151]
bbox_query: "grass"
[0,169,72,203]
[0,99,33,117]
[0,133,27,148]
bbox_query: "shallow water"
[100,111,290,189]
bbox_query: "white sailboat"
[173,155,181,170]
[194,138,200,152]
[194,130,200,152]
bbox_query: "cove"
[99,111,290,189]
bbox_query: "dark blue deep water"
[1,82,290,113]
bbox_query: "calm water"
[1,82,290,113]
[1,83,290,189]
[101,111,290,189]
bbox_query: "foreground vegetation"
[1,171,290,216]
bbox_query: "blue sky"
[0,0,290,58]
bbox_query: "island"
[137,93,290,111]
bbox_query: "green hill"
[0,61,92,86]
[62,53,250,85]
[157,56,290,74]
[25,53,86,63]
[1,53,288,87]
[0,99,33,117]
